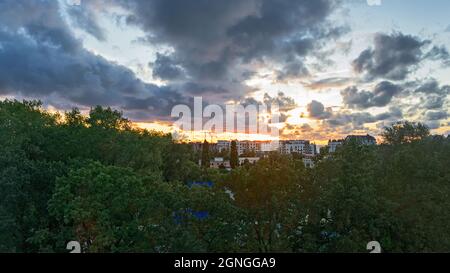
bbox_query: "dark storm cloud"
[0,28,189,119]
[226,1,341,61]
[0,0,192,120]
[422,96,445,110]
[116,0,344,89]
[119,0,254,82]
[263,92,297,112]
[0,0,347,121]
[260,92,298,123]
[276,62,310,81]
[0,0,81,53]
[122,87,192,119]
[303,98,403,131]
[180,82,230,97]
[425,111,448,121]
[151,53,185,81]
[306,97,404,131]
[352,32,448,81]
[66,4,107,41]
[341,81,402,109]
[307,100,332,119]
[403,78,450,110]
[413,78,450,95]
[325,107,403,129]
[305,77,352,90]
[425,45,450,64]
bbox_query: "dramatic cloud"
[0,0,347,121]
[352,32,448,81]
[400,78,450,111]
[325,107,403,129]
[0,0,190,120]
[263,92,297,112]
[305,77,352,90]
[307,100,332,119]
[426,110,448,121]
[341,81,402,109]
[66,4,106,41]
[0,28,191,119]
[115,0,345,96]
[151,53,185,81]
[425,45,450,65]
[413,78,450,95]
[261,92,298,123]
[421,96,446,110]
[303,97,404,134]
[0,0,81,53]
[0,0,448,137]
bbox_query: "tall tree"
[87,106,131,131]
[201,140,210,169]
[382,121,430,145]
[230,141,238,169]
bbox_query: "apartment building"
[280,140,316,155]
[217,140,231,152]
[328,139,344,153]
[345,135,377,145]
[237,140,260,155]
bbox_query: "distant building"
[302,155,315,168]
[237,140,260,155]
[191,142,203,153]
[209,143,218,153]
[345,134,377,145]
[205,157,262,169]
[328,139,344,153]
[260,141,275,153]
[308,143,317,155]
[280,140,316,155]
[217,140,230,152]
[190,141,218,153]
[209,157,231,169]
[197,140,279,155]
[238,157,260,165]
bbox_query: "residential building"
[303,155,315,168]
[237,140,260,155]
[190,141,218,153]
[209,157,231,169]
[345,134,377,145]
[328,139,344,153]
[280,140,316,155]
[260,141,275,152]
[217,140,230,152]
[238,157,260,165]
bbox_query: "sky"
[0,0,449,144]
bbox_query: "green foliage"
[1,99,450,253]
[48,160,173,252]
[382,121,430,145]
[87,106,131,131]
[162,142,201,183]
[224,153,310,252]
[201,140,210,169]
[230,141,238,169]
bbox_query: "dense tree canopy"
[1,100,449,253]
